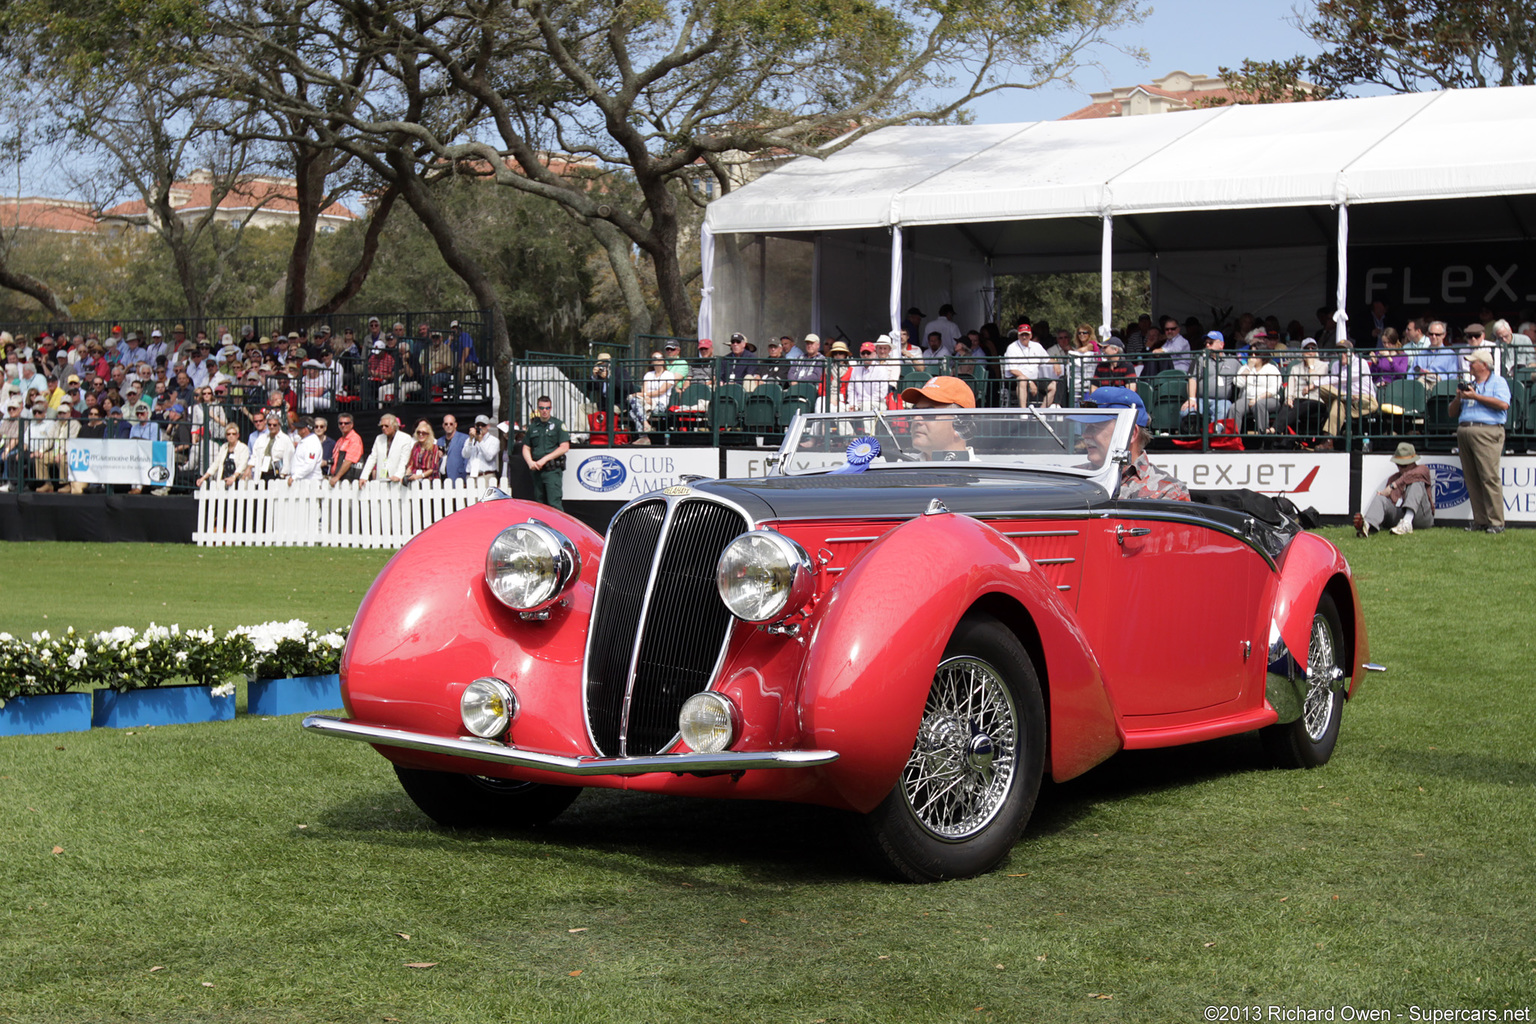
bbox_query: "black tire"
[861,614,1046,882]
[1261,594,1346,769]
[393,765,582,829]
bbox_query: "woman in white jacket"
[1234,349,1284,433]
[198,423,251,488]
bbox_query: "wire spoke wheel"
[1261,593,1347,769]
[1301,612,1338,742]
[861,615,1045,882]
[902,656,1018,840]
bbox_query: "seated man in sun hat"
[1354,442,1434,537]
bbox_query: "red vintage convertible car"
[305,406,1370,881]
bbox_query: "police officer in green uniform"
[522,394,570,509]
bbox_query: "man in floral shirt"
[1084,386,1189,501]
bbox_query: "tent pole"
[811,235,822,338]
[698,223,715,342]
[1334,202,1349,344]
[1100,214,1113,340]
[889,225,904,341]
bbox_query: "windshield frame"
[776,407,1137,493]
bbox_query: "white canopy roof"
[704,87,1536,236]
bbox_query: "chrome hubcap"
[902,656,1017,840]
[1302,614,1338,742]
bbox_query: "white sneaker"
[1390,519,1413,535]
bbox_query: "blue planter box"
[247,674,342,717]
[0,692,94,736]
[92,684,236,729]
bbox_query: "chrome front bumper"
[301,715,840,776]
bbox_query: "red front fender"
[340,499,605,754]
[798,512,1121,814]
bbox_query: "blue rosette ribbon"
[829,437,880,474]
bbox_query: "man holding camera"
[522,395,569,509]
[1449,348,1510,533]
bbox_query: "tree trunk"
[391,154,513,422]
[591,219,653,337]
[308,185,399,315]
[284,144,327,329]
[635,175,695,337]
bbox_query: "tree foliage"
[209,0,1147,349]
[995,271,1150,339]
[1221,0,1536,100]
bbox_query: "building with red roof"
[1061,70,1316,120]
[100,170,359,232]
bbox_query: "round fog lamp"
[461,677,517,738]
[678,692,736,753]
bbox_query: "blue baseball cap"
[1084,386,1148,428]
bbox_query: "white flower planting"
[0,620,348,702]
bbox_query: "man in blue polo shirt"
[1448,347,1510,533]
[1412,320,1460,384]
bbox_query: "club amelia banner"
[65,438,175,486]
[1362,454,1536,524]
[564,447,721,499]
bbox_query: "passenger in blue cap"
[1083,386,1189,501]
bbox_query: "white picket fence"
[193,478,502,548]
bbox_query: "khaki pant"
[1318,385,1379,437]
[1457,423,1505,529]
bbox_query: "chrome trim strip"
[823,536,879,543]
[1056,585,1072,592]
[302,716,838,775]
[1033,557,1076,565]
[617,504,673,757]
[767,506,1282,572]
[1110,508,1279,571]
[1364,662,1386,672]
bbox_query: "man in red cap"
[899,376,975,459]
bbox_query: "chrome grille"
[585,496,747,756]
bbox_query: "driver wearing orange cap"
[899,376,976,460]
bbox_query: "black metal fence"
[511,343,1536,454]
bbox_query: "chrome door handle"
[1115,525,1151,546]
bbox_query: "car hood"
[694,467,1110,522]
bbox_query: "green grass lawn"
[2,530,1534,1023]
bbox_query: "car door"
[1078,506,1265,719]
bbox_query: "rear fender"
[798,512,1120,814]
[1272,532,1367,696]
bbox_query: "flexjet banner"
[1352,242,1536,324]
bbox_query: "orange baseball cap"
[901,375,975,409]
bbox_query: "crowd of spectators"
[0,319,493,493]
[592,302,1536,448]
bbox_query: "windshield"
[777,408,1137,491]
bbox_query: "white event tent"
[699,86,1536,346]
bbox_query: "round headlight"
[461,677,517,738]
[678,691,736,753]
[715,530,815,623]
[485,521,580,611]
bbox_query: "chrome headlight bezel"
[484,520,581,612]
[714,529,816,624]
[460,677,518,738]
[678,691,738,753]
